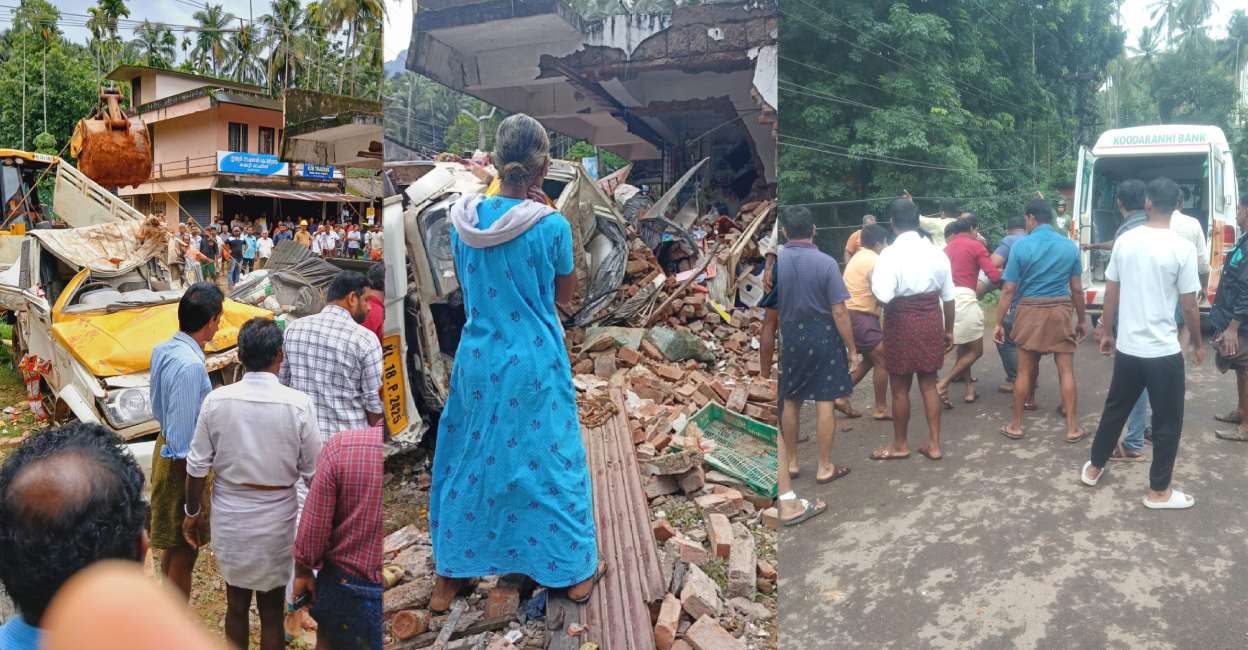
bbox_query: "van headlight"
[98,387,153,429]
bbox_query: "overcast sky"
[43,0,1239,61]
[385,0,411,62]
[1117,0,1235,45]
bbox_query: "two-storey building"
[106,65,370,230]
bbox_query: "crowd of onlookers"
[170,211,385,290]
[0,269,388,650]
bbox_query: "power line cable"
[778,136,1029,174]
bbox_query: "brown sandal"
[870,447,910,461]
[568,561,609,603]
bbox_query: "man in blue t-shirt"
[994,198,1088,443]
[242,226,258,274]
[0,423,149,650]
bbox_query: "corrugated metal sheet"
[576,384,665,650]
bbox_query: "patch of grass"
[700,558,729,593]
[663,498,703,532]
[752,527,776,561]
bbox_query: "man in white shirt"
[1081,177,1204,509]
[256,231,274,270]
[311,226,328,257]
[1117,195,1210,459]
[1170,199,1211,346]
[183,318,320,649]
[870,198,956,461]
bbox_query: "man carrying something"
[870,198,955,461]
[995,199,1088,442]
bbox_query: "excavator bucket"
[70,87,152,189]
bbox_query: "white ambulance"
[1074,124,1239,323]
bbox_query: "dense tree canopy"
[779,0,1125,248]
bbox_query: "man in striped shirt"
[149,282,222,600]
[292,426,383,648]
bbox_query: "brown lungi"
[883,292,945,375]
[1011,296,1076,354]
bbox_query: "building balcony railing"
[149,154,219,181]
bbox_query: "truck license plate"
[381,334,409,435]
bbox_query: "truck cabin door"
[1073,146,1096,279]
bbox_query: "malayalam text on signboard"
[217,151,289,176]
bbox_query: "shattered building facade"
[406,0,777,196]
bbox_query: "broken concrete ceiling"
[408,0,777,182]
[283,89,385,170]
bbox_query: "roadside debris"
[383,162,779,649]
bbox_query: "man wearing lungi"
[148,283,222,600]
[770,206,859,526]
[870,199,956,461]
[1211,196,1248,441]
[842,223,892,419]
[994,199,1088,442]
[937,215,1001,407]
[184,319,322,650]
[1082,178,1203,509]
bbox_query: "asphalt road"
[778,337,1248,649]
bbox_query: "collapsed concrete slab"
[405,0,777,185]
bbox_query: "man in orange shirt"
[843,214,876,264]
[841,223,890,419]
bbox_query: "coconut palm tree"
[192,3,234,75]
[302,2,335,92]
[1129,25,1162,75]
[357,20,383,99]
[130,21,178,68]
[88,0,130,75]
[261,0,305,93]
[225,21,267,85]
[322,0,386,94]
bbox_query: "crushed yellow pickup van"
[0,218,269,441]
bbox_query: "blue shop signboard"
[302,164,336,180]
[217,151,289,176]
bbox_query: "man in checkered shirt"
[280,271,384,442]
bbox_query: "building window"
[259,127,276,155]
[131,78,142,108]
[228,122,248,152]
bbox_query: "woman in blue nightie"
[428,114,601,612]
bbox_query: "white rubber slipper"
[1080,461,1104,487]
[1143,489,1195,509]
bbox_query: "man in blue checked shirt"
[148,282,223,601]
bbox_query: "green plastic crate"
[678,402,777,498]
